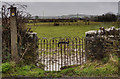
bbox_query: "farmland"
[2,21,119,77]
[26,22,119,39]
[2,2,119,78]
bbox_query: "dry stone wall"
[85,26,120,60]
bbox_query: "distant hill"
[30,14,95,19]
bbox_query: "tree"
[91,13,117,22]
[2,3,38,64]
[103,13,117,22]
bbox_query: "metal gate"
[38,37,86,71]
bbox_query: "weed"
[60,68,75,76]
[2,62,11,73]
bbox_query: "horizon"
[1,0,120,2]
[1,2,119,17]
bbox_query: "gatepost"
[9,6,19,63]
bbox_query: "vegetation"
[1,2,119,78]
[2,15,119,77]
[2,53,118,77]
[2,3,38,64]
[26,22,119,39]
[93,13,117,22]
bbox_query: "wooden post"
[9,6,19,63]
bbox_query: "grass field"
[26,22,119,39]
[2,22,118,77]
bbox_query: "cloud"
[1,0,120,2]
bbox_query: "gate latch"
[58,41,69,47]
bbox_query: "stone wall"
[24,32,39,64]
[85,27,120,60]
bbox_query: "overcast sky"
[1,0,120,2]
[1,1,119,16]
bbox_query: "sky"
[1,0,120,2]
[1,1,120,16]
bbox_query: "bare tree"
[2,3,38,64]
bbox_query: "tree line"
[91,13,118,22]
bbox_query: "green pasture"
[26,22,119,39]
[2,53,118,77]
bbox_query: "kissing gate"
[38,37,87,71]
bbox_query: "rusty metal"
[38,37,86,71]
[66,40,69,66]
[60,43,63,68]
[49,40,52,71]
[43,40,45,66]
[46,40,48,70]
[82,38,84,64]
[79,38,81,64]
[55,40,57,71]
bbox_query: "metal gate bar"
[38,37,86,71]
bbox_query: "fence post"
[9,6,19,63]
